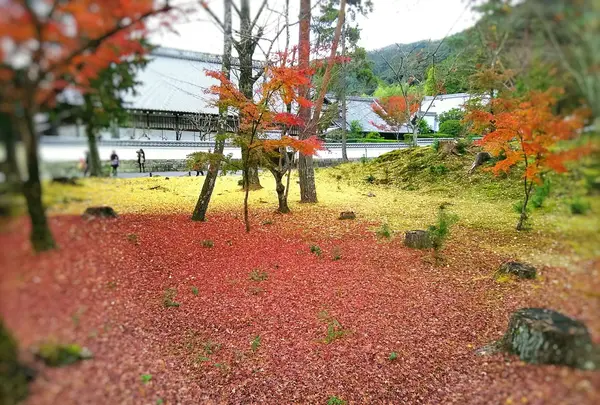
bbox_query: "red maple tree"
[466,87,590,230]
[371,95,421,141]
[0,0,176,251]
[205,52,323,227]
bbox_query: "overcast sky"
[151,0,478,56]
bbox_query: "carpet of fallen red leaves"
[1,211,599,405]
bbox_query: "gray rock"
[502,308,597,370]
[497,261,536,279]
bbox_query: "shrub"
[570,197,591,215]
[349,120,363,138]
[417,118,433,134]
[429,164,448,175]
[439,108,464,124]
[438,120,463,137]
[512,200,531,215]
[427,203,458,256]
[456,138,472,154]
[310,245,322,256]
[365,131,382,140]
[376,223,392,239]
[34,342,92,366]
[365,174,375,183]
[531,179,551,208]
[432,139,440,152]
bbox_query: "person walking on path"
[81,151,90,177]
[137,149,146,173]
[110,150,120,177]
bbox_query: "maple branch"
[40,3,173,89]
[200,0,225,28]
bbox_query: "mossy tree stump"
[82,206,118,219]
[496,261,537,279]
[404,230,432,249]
[502,308,597,370]
[338,211,356,220]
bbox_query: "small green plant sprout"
[156,398,164,405]
[202,340,221,355]
[262,219,274,225]
[249,269,268,282]
[327,396,347,405]
[201,239,214,248]
[191,286,199,296]
[140,373,152,384]
[162,288,180,308]
[427,203,458,259]
[126,233,139,245]
[251,335,261,353]
[319,310,347,344]
[310,244,322,256]
[331,246,342,261]
[195,354,211,363]
[106,280,117,290]
[388,352,398,361]
[364,173,375,183]
[376,223,392,239]
[570,197,591,215]
[324,319,346,344]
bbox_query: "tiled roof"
[124,47,261,114]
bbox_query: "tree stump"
[52,176,79,186]
[439,140,459,156]
[468,151,491,174]
[502,308,596,370]
[404,230,432,249]
[82,206,118,219]
[338,211,356,220]
[496,261,537,279]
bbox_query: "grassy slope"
[321,146,600,265]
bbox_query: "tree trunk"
[20,111,56,252]
[0,112,21,187]
[411,122,418,147]
[237,0,262,190]
[270,168,290,214]
[192,0,232,221]
[297,0,317,203]
[298,0,346,202]
[516,177,533,231]
[340,22,348,163]
[241,146,262,190]
[86,125,102,177]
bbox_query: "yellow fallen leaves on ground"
[41,169,599,266]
